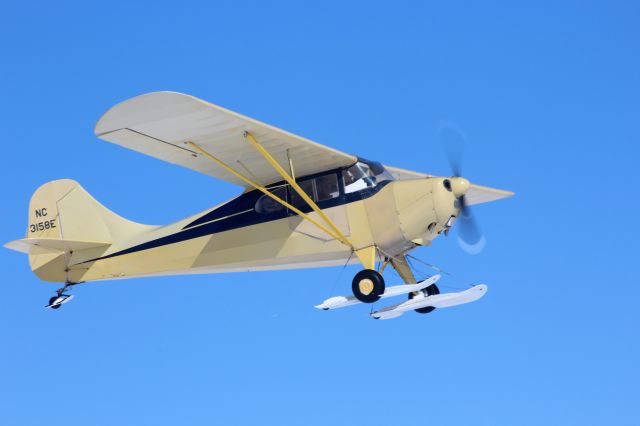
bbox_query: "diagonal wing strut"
[243,132,353,246]
[185,136,377,270]
[243,132,376,269]
[184,141,347,246]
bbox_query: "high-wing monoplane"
[5,92,513,318]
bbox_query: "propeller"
[439,124,486,254]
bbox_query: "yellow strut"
[243,132,354,249]
[379,257,390,274]
[243,132,377,269]
[185,141,344,244]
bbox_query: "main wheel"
[409,283,440,314]
[352,269,385,303]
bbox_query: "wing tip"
[94,91,196,136]
[466,184,515,206]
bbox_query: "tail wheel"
[48,296,62,310]
[352,269,385,303]
[409,283,440,314]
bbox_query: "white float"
[371,285,488,320]
[315,275,441,310]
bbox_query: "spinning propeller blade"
[439,125,465,177]
[456,195,486,254]
[439,124,485,254]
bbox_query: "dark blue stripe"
[183,167,346,229]
[78,180,390,264]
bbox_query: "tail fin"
[5,179,151,282]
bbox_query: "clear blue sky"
[1,1,638,425]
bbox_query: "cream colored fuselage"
[64,177,459,284]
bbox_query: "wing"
[464,183,514,206]
[95,92,357,188]
[385,165,432,180]
[385,165,513,206]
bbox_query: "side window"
[290,179,315,209]
[255,186,287,214]
[315,174,339,202]
[288,173,341,210]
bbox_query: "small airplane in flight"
[5,92,513,319]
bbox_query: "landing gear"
[408,283,440,314]
[352,269,385,303]
[45,283,75,309]
[48,296,62,309]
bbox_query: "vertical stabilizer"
[5,179,152,282]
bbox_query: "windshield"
[342,159,394,194]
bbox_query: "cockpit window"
[290,179,315,208]
[255,161,390,214]
[342,160,393,194]
[315,174,339,201]
[255,186,288,214]
[290,173,340,208]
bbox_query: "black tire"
[409,283,440,314]
[352,269,386,303]
[49,296,62,310]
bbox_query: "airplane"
[5,92,513,318]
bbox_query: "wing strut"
[185,141,346,245]
[243,132,354,247]
[243,132,377,269]
[187,136,378,270]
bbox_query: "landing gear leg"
[409,283,440,314]
[389,252,440,314]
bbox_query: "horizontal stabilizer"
[4,238,111,255]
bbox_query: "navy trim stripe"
[77,180,391,265]
[182,167,345,230]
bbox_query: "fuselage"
[66,160,461,283]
